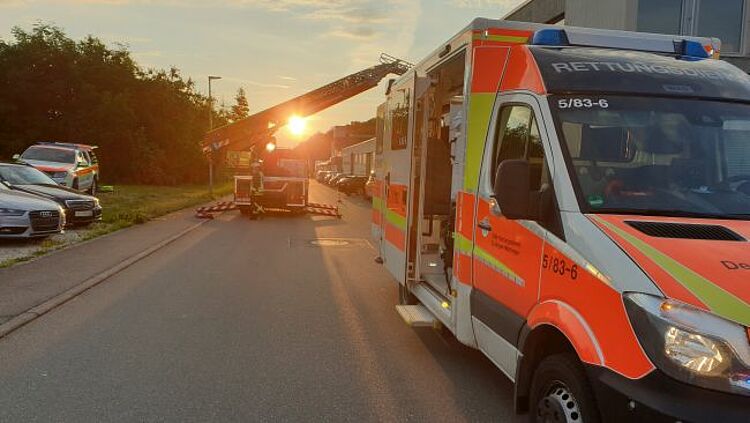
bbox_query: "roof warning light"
[532,29,570,46]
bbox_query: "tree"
[0,23,218,184]
[229,87,250,122]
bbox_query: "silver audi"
[0,182,64,238]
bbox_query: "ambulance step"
[395,305,439,328]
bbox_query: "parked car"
[315,170,331,182]
[364,172,376,199]
[329,174,349,186]
[337,176,368,196]
[0,182,64,239]
[15,142,100,194]
[323,172,340,184]
[0,163,102,226]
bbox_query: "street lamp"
[208,75,222,197]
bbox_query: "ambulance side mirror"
[493,159,535,220]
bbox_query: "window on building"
[637,0,683,35]
[637,0,745,54]
[696,0,744,54]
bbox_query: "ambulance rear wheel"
[398,282,418,305]
[529,354,600,423]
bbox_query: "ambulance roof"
[531,47,750,101]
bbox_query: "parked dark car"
[323,172,341,184]
[329,174,349,186]
[337,176,368,196]
[0,163,102,226]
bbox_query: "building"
[341,138,375,177]
[504,0,750,71]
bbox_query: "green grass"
[0,182,233,268]
[83,182,233,239]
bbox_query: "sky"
[0,0,523,145]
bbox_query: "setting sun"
[287,115,307,136]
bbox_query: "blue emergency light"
[678,39,711,60]
[532,29,569,46]
[532,28,712,61]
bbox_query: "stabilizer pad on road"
[396,304,439,328]
[196,201,341,219]
[305,204,341,218]
[195,201,238,218]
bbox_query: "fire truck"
[233,148,308,216]
[372,19,749,422]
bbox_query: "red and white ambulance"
[372,19,750,422]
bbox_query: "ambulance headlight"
[624,293,750,396]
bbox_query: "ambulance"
[371,19,750,422]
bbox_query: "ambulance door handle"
[477,219,492,232]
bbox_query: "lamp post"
[208,75,222,197]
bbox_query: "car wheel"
[529,354,600,423]
[88,178,97,195]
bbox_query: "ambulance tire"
[398,282,418,305]
[529,353,600,423]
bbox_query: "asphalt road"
[0,181,521,422]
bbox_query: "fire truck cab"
[372,19,750,422]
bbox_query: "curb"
[0,219,208,340]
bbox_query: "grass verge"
[0,182,233,268]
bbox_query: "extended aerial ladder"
[203,54,412,153]
[197,54,412,219]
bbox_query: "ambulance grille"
[625,221,745,241]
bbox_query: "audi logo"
[39,211,52,218]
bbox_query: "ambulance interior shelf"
[417,51,466,295]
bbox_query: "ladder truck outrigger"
[373,18,750,423]
[200,54,411,219]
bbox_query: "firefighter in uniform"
[248,161,265,219]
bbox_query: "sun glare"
[288,115,307,136]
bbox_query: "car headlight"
[0,208,25,216]
[625,292,750,396]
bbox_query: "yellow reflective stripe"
[464,94,495,192]
[472,33,529,44]
[385,210,406,230]
[372,196,384,211]
[473,245,525,286]
[455,233,473,254]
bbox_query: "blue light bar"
[679,40,710,59]
[532,29,570,46]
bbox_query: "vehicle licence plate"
[75,210,94,217]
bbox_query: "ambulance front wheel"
[529,353,600,423]
[398,282,418,305]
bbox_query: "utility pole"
[208,75,222,197]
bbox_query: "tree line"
[0,24,247,185]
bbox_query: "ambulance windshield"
[551,95,750,219]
